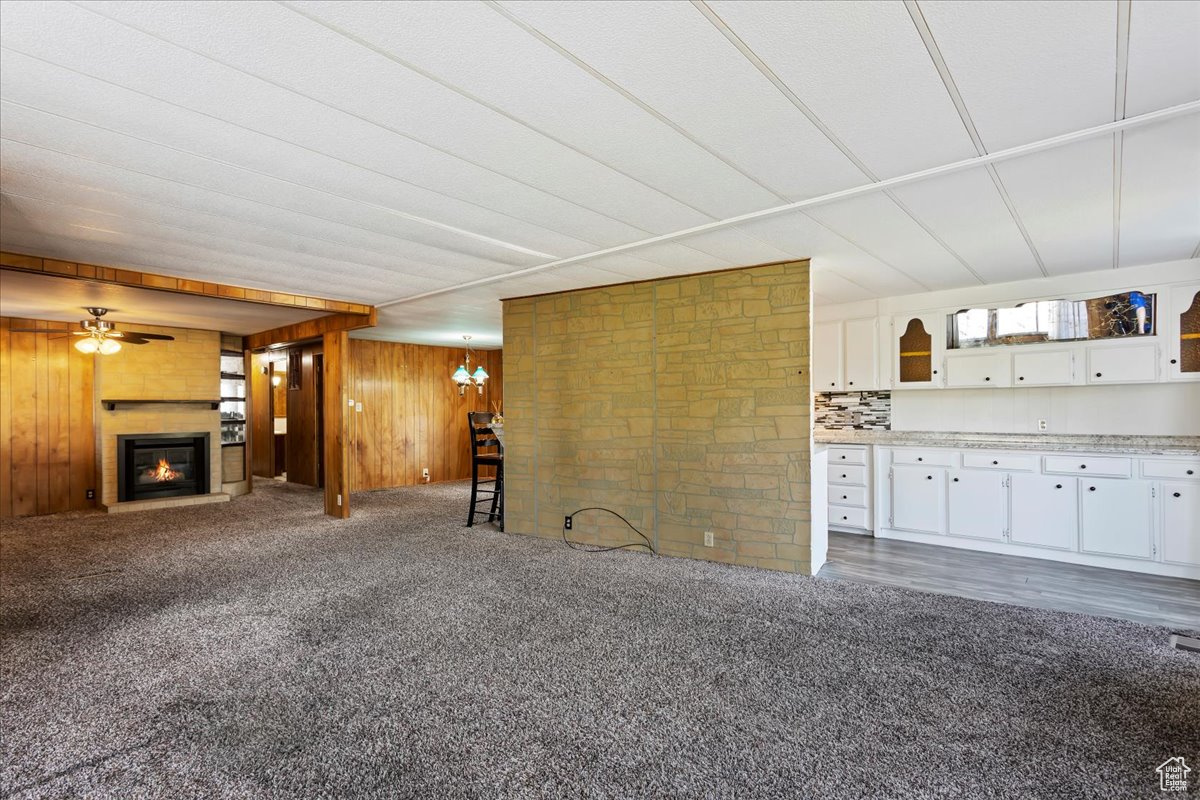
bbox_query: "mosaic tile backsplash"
[814,391,891,431]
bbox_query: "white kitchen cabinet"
[1009,475,1077,550]
[1012,349,1074,386]
[945,350,1012,388]
[1166,283,1200,382]
[1079,479,1153,559]
[843,317,878,390]
[1086,342,1158,384]
[947,469,1007,541]
[814,318,879,392]
[813,321,843,392]
[1162,483,1200,566]
[893,314,944,389]
[891,465,945,534]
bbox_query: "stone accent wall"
[95,326,221,507]
[502,260,817,574]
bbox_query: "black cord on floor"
[562,507,656,555]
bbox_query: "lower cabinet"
[891,465,945,534]
[947,469,1007,541]
[1009,475,1077,550]
[1163,482,1200,566]
[1079,479,1154,559]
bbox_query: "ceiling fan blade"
[121,337,151,345]
[120,331,174,340]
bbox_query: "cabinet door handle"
[1188,470,1194,475]
[1170,358,1178,365]
[1080,464,1087,469]
[842,515,848,520]
[917,457,923,462]
[932,369,939,375]
[1095,372,1102,378]
[992,460,999,465]
[952,477,959,482]
[842,495,848,500]
[848,381,854,386]
[841,474,847,478]
[926,475,933,480]
[1055,484,1062,489]
[1174,492,1182,498]
[984,376,991,381]
[1018,376,1025,381]
[841,455,846,459]
[1088,486,1096,492]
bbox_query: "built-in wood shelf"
[102,399,220,411]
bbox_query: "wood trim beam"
[245,309,378,351]
[1,250,372,316]
[322,330,350,518]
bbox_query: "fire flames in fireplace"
[144,458,183,482]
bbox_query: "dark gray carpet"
[1,482,1197,799]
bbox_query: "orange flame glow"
[145,458,182,482]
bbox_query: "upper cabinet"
[945,350,1012,388]
[812,318,879,393]
[843,317,879,391]
[1167,283,1200,382]
[894,315,943,389]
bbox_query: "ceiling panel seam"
[0,193,460,289]
[0,134,593,265]
[903,0,1048,277]
[0,186,508,281]
[481,0,795,203]
[1,43,562,261]
[1112,0,1131,268]
[0,162,545,270]
[0,100,581,262]
[64,2,701,242]
[692,0,981,285]
[278,1,738,224]
[373,102,1200,307]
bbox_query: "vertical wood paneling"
[0,316,96,518]
[249,352,273,478]
[344,341,503,491]
[286,344,322,487]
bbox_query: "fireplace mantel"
[102,399,220,411]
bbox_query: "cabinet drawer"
[829,505,869,529]
[962,452,1037,471]
[829,465,868,485]
[828,447,868,466]
[891,449,956,467]
[828,485,868,507]
[1043,455,1132,478]
[1141,459,1200,481]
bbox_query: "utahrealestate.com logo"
[1157,757,1191,792]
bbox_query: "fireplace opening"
[118,434,210,502]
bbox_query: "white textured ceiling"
[0,0,1197,347]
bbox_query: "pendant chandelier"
[451,335,488,396]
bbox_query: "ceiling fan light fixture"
[74,337,100,354]
[98,337,122,355]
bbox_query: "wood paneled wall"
[323,331,350,517]
[0,317,96,518]
[248,352,273,478]
[346,341,503,491]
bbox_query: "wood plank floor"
[819,532,1200,630]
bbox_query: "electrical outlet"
[564,515,572,530]
[86,488,95,500]
[704,530,714,547]
[355,402,363,413]
[422,468,430,481]
[336,494,343,506]
[1037,419,1048,432]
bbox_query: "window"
[948,292,1154,350]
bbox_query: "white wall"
[891,383,1200,435]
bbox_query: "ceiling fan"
[10,307,175,355]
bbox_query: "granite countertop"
[813,430,1200,456]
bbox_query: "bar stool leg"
[467,460,480,527]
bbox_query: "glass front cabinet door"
[1168,284,1200,382]
[893,314,944,388]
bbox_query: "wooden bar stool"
[466,411,503,530]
